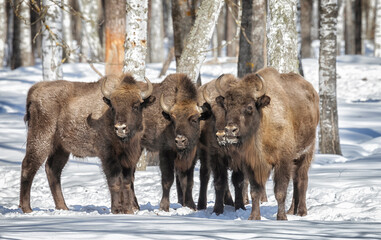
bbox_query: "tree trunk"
[78,0,103,63]
[148,0,164,63]
[0,0,7,68]
[375,0,381,57]
[345,0,356,54]
[267,0,299,74]
[297,0,304,76]
[177,0,224,83]
[251,0,267,73]
[124,0,149,170]
[354,0,362,54]
[337,0,345,55]
[237,0,253,78]
[300,0,312,58]
[171,0,194,69]
[11,0,34,69]
[62,0,75,62]
[319,0,342,155]
[41,0,63,81]
[226,0,238,57]
[105,0,126,75]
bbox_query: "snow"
[1,56,381,239]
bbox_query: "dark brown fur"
[19,74,155,214]
[140,73,211,211]
[219,67,319,220]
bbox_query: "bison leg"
[211,156,228,215]
[197,148,210,210]
[45,145,70,211]
[273,160,292,220]
[19,140,52,213]
[224,183,234,207]
[175,175,183,205]
[232,169,245,211]
[121,167,139,214]
[159,150,175,211]
[184,163,196,210]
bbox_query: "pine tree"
[319,0,342,155]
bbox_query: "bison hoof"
[297,208,307,217]
[197,202,207,210]
[213,206,224,215]
[185,201,196,211]
[20,206,33,213]
[159,201,170,212]
[277,213,288,220]
[248,214,261,220]
[235,203,246,211]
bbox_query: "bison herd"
[19,67,319,220]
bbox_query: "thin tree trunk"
[337,0,345,55]
[237,0,252,78]
[354,0,362,54]
[105,0,126,75]
[177,0,224,83]
[319,0,342,155]
[297,0,304,76]
[374,0,381,57]
[11,0,34,69]
[226,0,238,57]
[345,0,356,54]
[41,0,63,80]
[0,0,7,68]
[251,0,267,73]
[300,0,312,58]
[267,0,299,73]
[148,0,164,63]
[62,0,75,62]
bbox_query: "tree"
[251,0,266,74]
[78,0,103,63]
[319,0,342,155]
[345,0,362,55]
[0,0,6,68]
[62,0,75,62]
[225,0,238,57]
[375,0,381,57]
[41,0,63,80]
[105,0,126,75]
[11,0,34,69]
[267,0,298,73]
[147,0,164,63]
[300,0,312,58]
[177,0,225,84]
[124,0,149,170]
[237,0,252,78]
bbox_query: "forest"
[0,0,381,239]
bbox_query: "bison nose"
[175,134,188,149]
[225,124,239,137]
[114,123,128,137]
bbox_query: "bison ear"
[103,97,112,107]
[162,111,171,121]
[142,95,156,108]
[256,95,270,109]
[199,102,212,121]
[215,96,225,108]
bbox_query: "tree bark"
[11,0,34,69]
[374,0,381,57]
[0,0,7,68]
[300,0,312,58]
[148,0,164,63]
[319,0,342,155]
[105,0,126,75]
[62,0,75,62]
[226,0,238,57]
[237,0,252,78]
[267,0,299,74]
[345,0,356,54]
[177,0,224,83]
[251,0,267,73]
[41,0,63,80]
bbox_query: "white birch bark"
[123,0,148,82]
[267,0,299,74]
[42,0,63,80]
[336,1,345,55]
[319,0,342,155]
[177,0,224,84]
[375,1,381,57]
[78,0,103,62]
[149,0,164,63]
[62,0,75,62]
[0,0,6,68]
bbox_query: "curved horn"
[160,94,172,114]
[254,73,267,98]
[140,77,153,100]
[196,105,204,114]
[215,74,226,96]
[101,76,112,100]
[202,85,213,105]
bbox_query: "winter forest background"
[1,0,381,239]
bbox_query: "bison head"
[101,74,155,141]
[161,93,211,152]
[215,73,270,145]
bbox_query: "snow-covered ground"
[1,57,381,239]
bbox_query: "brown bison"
[140,73,211,211]
[216,67,319,220]
[196,74,248,214]
[19,74,155,214]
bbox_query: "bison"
[140,73,211,211]
[19,74,155,214]
[216,67,319,220]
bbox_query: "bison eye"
[190,116,198,124]
[245,105,254,115]
[132,104,139,111]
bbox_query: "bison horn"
[215,74,226,96]
[160,94,172,114]
[196,105,204,114]
[202,85,213,105]
[101,75,118,100]
[141,77,153,100]
[254,73,267,98]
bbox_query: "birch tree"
[267,0,298,73]
[177,0,224,83]
[62,0,75,62]
[11,0,34,69]
[375,0,381,57]
[148,0,164,63]
[319,0,342,155]
[78,0,102,62]
[124,0,149,170]
[0,0,6,68]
